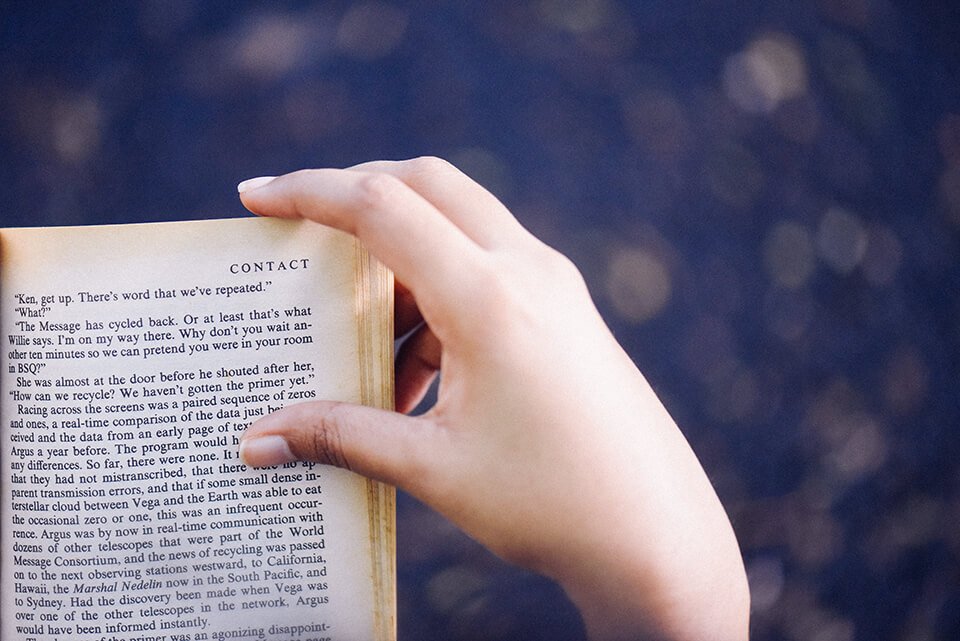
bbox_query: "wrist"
[533,437,750,641]
[555,539,750,641]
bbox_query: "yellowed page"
[1,217,395,640]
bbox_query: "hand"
[237,158,749,641]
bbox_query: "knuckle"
[462,258,527,332]
[290,168,332,189]
[463,248,589,342]
[543,246,587,289]
[307,405,352,471]
[285,169,333,220]
[470,258,512,302]
[353,172,405,211]
[521,239,588,288]
[405,155,457,177]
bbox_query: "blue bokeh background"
[2,2,959,640]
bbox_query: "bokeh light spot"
[425,565,490,615]
[605,247,671,323]
[763,221,816,288]
[337,2,408,60]
[707,364,760,423]
[882,345,929,415]
[747,556,785,612]
[536,0,612,33]
[816,207,868,274]
[622,89,692,163]
[827,415,887,480]
[812,618,855,641]
[817,32,893,134]
[723,32,808,114]
[53,94,102,164]
[232,13,319,80]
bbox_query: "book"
[1,217,396,641]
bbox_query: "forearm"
[519,348,750,641]
[556,473,750,641]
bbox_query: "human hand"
[237,158,749,641]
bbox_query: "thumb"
[239,401,436,494]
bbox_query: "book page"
[1,218,395,641]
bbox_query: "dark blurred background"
[2,1,959,640]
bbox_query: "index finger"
[239,168,484,319]
[347,157,527,248]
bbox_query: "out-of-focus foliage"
[1,2,958,640]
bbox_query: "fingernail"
[239,435,295,467]
[237,176,277,194]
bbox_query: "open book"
[1,218,396,641]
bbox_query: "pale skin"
[236,157,750,641]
